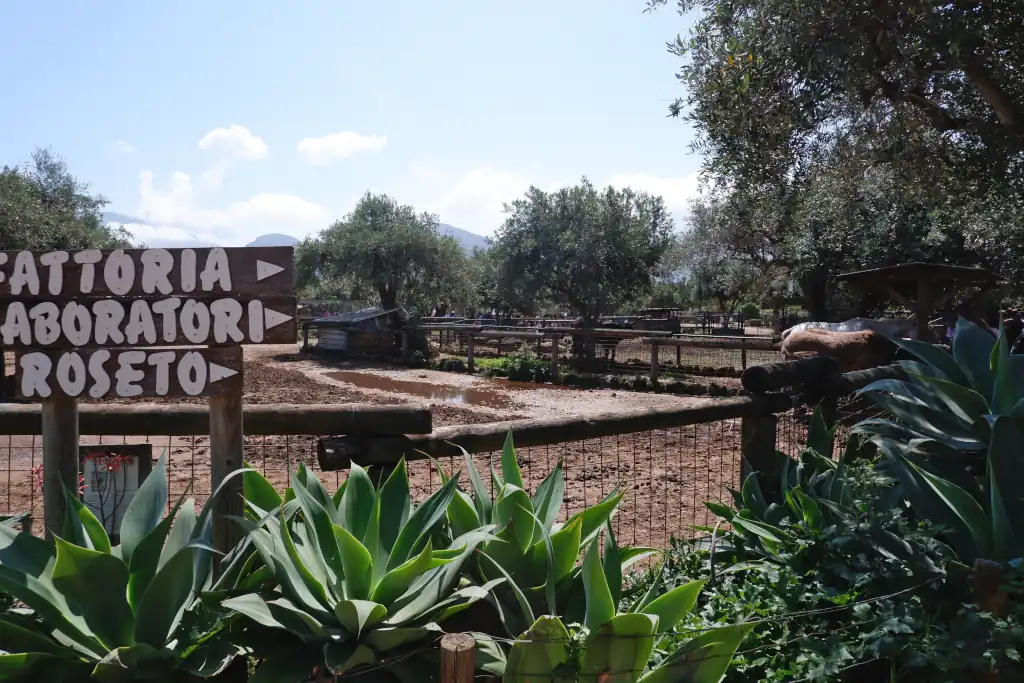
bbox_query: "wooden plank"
[42,397,78,539]
[0,297,296,349]
[643,336,778,350]
[15,347,244,400]
[317,395,793,470]
[210,392,244,561]
[0,402,433,436]
[0,247,293,300]
[741,356,839,394]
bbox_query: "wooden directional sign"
[0,297,296,349]
[0,247,293,299]
[16,347,244,399]
[0,246,296,349]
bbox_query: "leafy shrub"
[0,456,247,681]
[739,303,761,321]
[223,461,497,682]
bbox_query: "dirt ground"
[1,345,742,546]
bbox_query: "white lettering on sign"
[2,299,293,347]
[0,248,244,296]
[19,350,241,398]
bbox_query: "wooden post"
[676,345,681,367]
[650,342,659,381]
[440,633,476,683]
[302,324,310,351]
[400,331,411,362]
[550,335,559,383]
[741,347,748,371]
[740,412,780,503]
[210,392,244,565]
[466,335,475,373]
[42,397,79,539]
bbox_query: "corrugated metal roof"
[311,307,399,324]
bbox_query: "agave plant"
[0,455,247,682]
[855,317,1024,455]
[220,460,500,683]
[854,318,1024,563]
[437,431,653,635]
[494,529,750,683]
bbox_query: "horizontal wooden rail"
[0,403,432,436]
[644,336,778,350]
[317,394,792,470]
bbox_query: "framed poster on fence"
[78,444,154,540]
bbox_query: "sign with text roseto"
[2,246,294,399]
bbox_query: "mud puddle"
[324,371,514,408]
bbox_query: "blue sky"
[0,0,699,246]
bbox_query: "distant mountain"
[440,223,488,252]
[246,233,300,247]
[103,212,218,248]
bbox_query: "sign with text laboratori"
[3,246,295,400]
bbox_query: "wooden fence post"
[42,397,79,539]
[440,633,476,683]
[741,347,748,371]
[400,331,411,362]
[550,335,559,384]
[466,335,475,373]
[650,342,659,381]
[210,391,244,566]
[740,411,781,503]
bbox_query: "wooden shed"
[305,308,404,355]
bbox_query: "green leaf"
[909,456,993,558]
[126,490,187,611]
[62,484,111,554]
[794,489,823,531]
[118,453,169,564]
[448,490,482,539]
[531,515,582,586]
[953,317,996,400]
[289,476,343,593]
[134,547,194,648]
[532,460,565,531]
[494,484,535,555]
[500,430,524,489]
[602,521,623,607]
[503,616,571,683]
[740,472,767,518]
[640,624,751,683]
[334,524,373,601]
[370,540,436,606]
[378,458,412,552]
[387,473,459,570]
[991,328,1017,414]
[806,406,834,457]
[640,579,706,632]
[582,540,614,632]
[51,537,135,650]
[890,336,969,387]
[988,416,1024,561]
[0,616,70,657]
[242,466,282,515]
[566,488,624,546]
[341,463,377,542]
[580,613,658,682]
[461,445,493,522]
[333,599,387,637]
[250,520,331,620]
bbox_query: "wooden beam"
[0,403,433,436]
[648,336,778,351]
[317,395,792,470]
[42,397,78,539]
[741,357,839,394]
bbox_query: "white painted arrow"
[264,308,294,330]
[256,260,286,281]
[209,362,239,383]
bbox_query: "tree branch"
[962,55,1024,138]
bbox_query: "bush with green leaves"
[625,453,1022,683]
[494,531,749,683]
[855,318,1024,563]
[219,461,500,683]
[437,432,652,637]
[0,456,246,682]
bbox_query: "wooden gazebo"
[836,263,1000,341]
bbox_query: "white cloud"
[196,125,268,189]
[198,125,268,161]
[112,140,134,154]
[605,172,703,213]
[297,131,388,165]
[133,170,329,246]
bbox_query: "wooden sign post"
[0,247,295,543]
